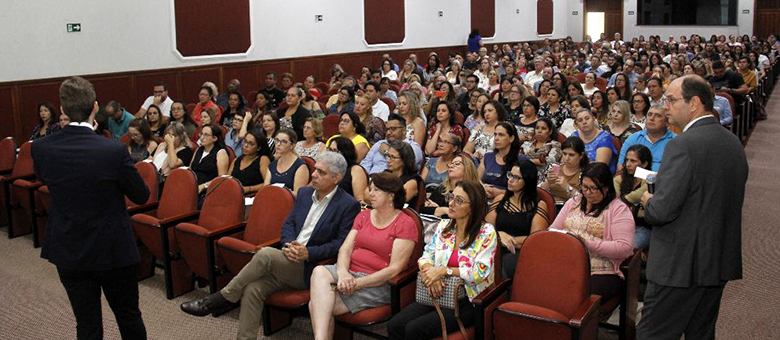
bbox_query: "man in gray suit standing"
[637,75,748,339]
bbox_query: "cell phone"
[550,164,561,175]
[435,90,446,98]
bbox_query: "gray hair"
[315,151,347,178]
[649,102,665,112]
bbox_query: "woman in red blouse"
[308,172,418,340]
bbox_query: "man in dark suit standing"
[180,152,360,340]
[638,75,748,340]
[32,77,150,340]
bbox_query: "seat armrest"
[569,295,601,328]
[127,201,160,215]
[255,237,282,250]
[1,173,36,184]
[387,267,418,286]
[472,278,511,306]
[204,222,247,241]
[159,211,200,228]
[13,180,43,190]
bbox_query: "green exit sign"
[67,23,81,33]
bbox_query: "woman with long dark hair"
[521,117,562,184]
[541,136,588,203]
[478,122,521,199]
[614,144,653,250]
[30,101,61,140]
[550,162,634,303]
[126,118,158,163]
[486,160,550,279]
[326,136,368,202]
[190,123,230,193]
[170,100,198,137]
[228,129,272,194]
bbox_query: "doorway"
[584,0,623,41]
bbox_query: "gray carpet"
[2,90,779,339]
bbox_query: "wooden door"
[755,0,780,39]
[605,11,623,39]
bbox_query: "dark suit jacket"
[645,116,748,287]
[281,186,360,287]
[31,125,149,271]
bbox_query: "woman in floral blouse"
[464,100,506,162]
[521,117,562,184]
[539,86,571,129]
[387,180,497,340]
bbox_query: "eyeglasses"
[581,184,602,194]
[339,119,352,124]
[665,96,684,105]
[171,107,184,112]
[385,153,401,161]
[446,161,463,169]
[447,194,471,206]
[506,173,523,182]
[274,138,291,145]
[198,132,213,137]
[386,126,404,132]
[632,100,644,104]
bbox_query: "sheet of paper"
[244,196,255,206]
[634,167,657,181]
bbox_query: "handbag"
[415,275,469,340]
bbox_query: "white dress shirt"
[296,186,338,246]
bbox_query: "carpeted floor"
[1,90,779,340]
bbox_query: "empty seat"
[2,142,35,237]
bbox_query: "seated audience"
[127,119,158,163]
[220,90,246,127]
[136,82,173,118]
[30,101,61,140]
[521,117,562,184]
[421,153,480,218]
[617,104,676,172]
[328,86,355,116]
[190,124,230,194]
[396,91,427,147]
[252,91,272,120]
[365,81,390,121]
[465,100,506,161]
[308,172,417,340]
[478,122,522,199]
[295,117,325,159]
[145,104,168,139]
[504,84,525,122]
[180,152,360,340]
[170,100,197,138]
[583,72,599,97]
[258,111,280,156]
[354,93,386,145]
[326,111,371,163]
[515,96,541,136]
[550,162,634,303]
[711,82,735,126]
[279,87,312,141]
[539,86,571,128]
[591,90,610,126]
[614,145,653,250]
[422,133,462,187]
[229,129,272,194]
[364,140,420,208]
[326,137,368,201]
[486,160,550,279]
[541,136,588,204]
[192,86,220,123]
[605,100,638,145]
[630,92,650,128]
[571,108,618,173]
[425,101,464,156]
[224,111,251,158]
[379,77,399,105]
[216,79,246,112]
[361,114,423,174]
[152,122,194,178]
[106,101,135,140]
[264,129,310,198]
[387,181,496,340]
[462,89,486,130]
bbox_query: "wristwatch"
[566,185,574,196]
[446,268,453,276]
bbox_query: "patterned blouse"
[630,114,646,129]
[427,124,465,142]
[361,115,386,146]
[463,115,484,132]
[468,125,495,157]
[419,220,497,301]
[603,124,638,146]
[539,103,572,128]
[294,141,323,158]
[521,140,562,184]
[30,123,61,140]
[560,208,615,275]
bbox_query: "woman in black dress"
[485,159,550,279]
[228,129,273,194]
[190,123,230,194]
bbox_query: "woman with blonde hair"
[395,91,426,147]
[604,100,637,145]
[152,122,194,178]
[421,153,480,218]
[295,117,325,158]
[354,93,386,145]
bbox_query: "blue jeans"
[635,225,652,250]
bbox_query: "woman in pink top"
[309,172,418,340]
[550,162,634,303]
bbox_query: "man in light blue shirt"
[618,105,676,172]
[710,82,734,126]
[105,101,135,141]
[608,58,638,88]
[361,114,423,174]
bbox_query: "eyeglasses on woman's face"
[447,193,470,206]
[274,138,291,146]
[447,160,463,169]
[506,172,523,182]
[581,184,602,194]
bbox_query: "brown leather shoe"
[180,292,237,317]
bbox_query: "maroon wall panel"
[365,0,405,44]
[294,60,322,83]
[19,83,61,140]
[471,0,495,38]
[222,65,259,100]
[0,88,16,141]
[179,68,221,105]
[174,0,251,57]
[89,76,134,112]
[537,0,554,35]
[257,62,292,89]
[135,72,180,109]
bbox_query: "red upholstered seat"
[265,289,310,307]
[33,186,50,248]
[174,176,245,294]
[10,178,42,243]
[0,137,16,174]
[300,156,316,177]
[322,115,340,140]
[132,168,199,299]
[576,73,586,84]
[3,142,36,238]
[335,305,391,325]
[217,185,294,277]
[537,187,557,223]
[492,231,601,340]
[317,94,331,105]
[126,161,159,211]
[380,97,395,112]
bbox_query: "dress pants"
[56,264,147,340]
[220,247,305,340]
[387,300,476,340]
[637,280,726,340]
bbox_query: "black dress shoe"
[180,292,237,317]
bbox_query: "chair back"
[315,82,330,95]
[101,130,112,139]
[224,146,236,166]
[158,168,198,220]
[576,73,586,84]
[322,115,341,140]
[318,94,331,105]
[119,134,132,145]
[198,176,245,229]
[510,230,591,318]
[244,186,295,245]
[536,187,556,224]
[454,111,465,125]
[0,137,17,172]
[126,161,159,207]
[401,208,425,270]
[301,156,316,177]
[414,177,426,212]
[595,78,608,91]
[380,97,395,112]
[12,142,34,178]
